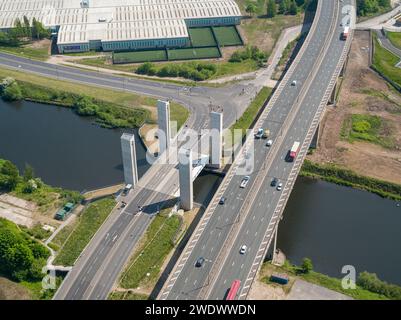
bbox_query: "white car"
[240,245,247,255]
[291,80,297,86]
[277,183,283,191]
[266,139,273,147]
[240,176,250,188]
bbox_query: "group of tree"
[0,218,50,282]
[267,0,314,18]
[357,0,391,16]
[0,16,50,46]
[357,271,401,300]
[0,78,23,102]
[229,45,268,65]
[136,61,217,81]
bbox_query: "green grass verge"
[387,31,401,50]
[120,212,181,289]
[53,198,116,266]
[300,160,401,201]
[263,261,387,300]
[213,26,243,46]
[108,291,149,300]
[0,43,50,61]
[372,34,401,89]
[229,87,272,137]
[114,50,167,64]
[340,113,395,149]
[167,47,221,61]
[189,28,217,47]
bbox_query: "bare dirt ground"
[308,30,401,184]
[0,277,32,300]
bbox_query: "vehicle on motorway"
[277,183,283,191]
[122,184,132,196]
[240,176,250,188]
[262,129,270,139]
[219,197,226,205]
[254,128,264,139]
[271,177,278,187]
[287,141,300,162]
[239,245,247,255]
[291,80,297,86]
[195,257,205,268]
[266,139,273,147]
[341,26,349,41]
[226,280,241,300]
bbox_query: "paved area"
[287,280,353,300]
[0,194,37,227]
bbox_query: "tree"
[0,160,20,191]
[1,81,23,102]
[301,258,313,274]
[289,0,299,15]
[267,0,277,18]
[23,16,31,38]
[23,164,35,182]
[246,3,257,16]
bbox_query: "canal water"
[0,99,149,191]
[278,177,401,286]
[1,99,400,285]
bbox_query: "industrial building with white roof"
[0,0,242,53]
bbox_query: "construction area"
[0,0,242,54]
[308,30,401,184]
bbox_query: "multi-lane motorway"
[159,0,354,300]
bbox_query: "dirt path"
[308,30,401,184]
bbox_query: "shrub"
[1,81,23,101]
[357,271,401,300]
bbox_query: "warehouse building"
[0,0,242,53]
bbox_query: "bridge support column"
[157,100,171,155]
[121,133,138,186]
[209,111,223,169]
[179,148,193,211]
[310,124,320,149]
[329,82,337,105]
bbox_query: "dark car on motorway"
[219,197,226,205]
[195,257,205,268]
[271,178,278,187]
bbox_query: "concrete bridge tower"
[157,100,171,155]
[179,148,193,211]
[121,133,138,186]
[209,111,223,169]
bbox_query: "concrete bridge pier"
[121,133,138,186]
[209,111,223,169]
[179,148,193,211]
[328,82,337,105]
[157,100,171,155]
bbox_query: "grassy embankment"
[300,160,401,201]
[0,40,50,61]
[261,261,388,300]
[118,211,181,294]
[0,67,188,129]
[340,113,396,149]
[52,198,116,266]
[229,86,272,137]
[387,31,401,50]
[372,34,401,90]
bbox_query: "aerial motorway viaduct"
[158,0,355,300]
[0,36,256,299]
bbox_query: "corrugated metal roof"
[0,0,241,44]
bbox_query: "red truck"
[287,141,300,162]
